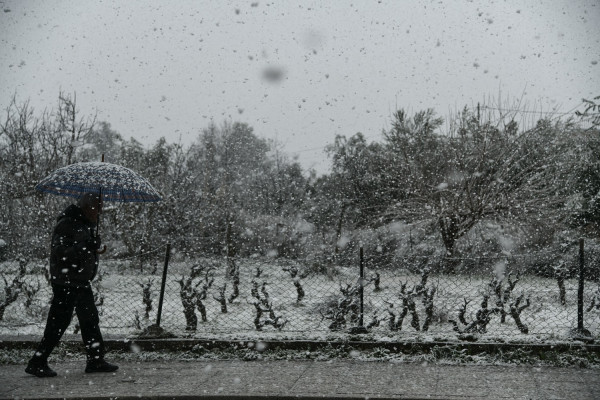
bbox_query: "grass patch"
[3,343,599,369]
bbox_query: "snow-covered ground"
[1,259,598,344]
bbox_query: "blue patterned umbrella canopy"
[35,162,162,202]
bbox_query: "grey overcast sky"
[1,0,598,173]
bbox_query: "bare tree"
[383,107,574,262]
[228,260,240,303]
[386,300,406,331]
[0,268,25,321]
[133,311,141,330]
[488,271,520,323]
[212,284,228,313]
[177,275,200,331]
[0,93,96,259]
[586,285,600,312]
[283,265,305,303]
[57,91,96,165]
[138,278,155,319]
[449,295,500,335]
[248,281,286,330]
[509,294,531,334]
[176,264,215,330]
[197,265,215,322]
[575,95,600,129]
[320,283,361,331]
[387,278,436,332]
[370,272,382,292]
[554,261,568,306]
[22,279,41,311]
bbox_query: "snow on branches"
[450,269,531,337]
[282,265,306,303]
[248,280,287,331]
[177,263,215,331]
[387,275,436,332]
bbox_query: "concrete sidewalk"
[1,359,599,400]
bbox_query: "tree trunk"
[438,216,459,273]
[438,215,478,273]
[226,213,236,259]
[334,202,348,254]
[557,275,566,306]
[438,216,458,256]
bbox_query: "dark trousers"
[31,284,105,363]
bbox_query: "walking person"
[26,193,118,377]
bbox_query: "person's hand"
[92,236,106,254]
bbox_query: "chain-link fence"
[0,244,169,337]
[1,241,599,343]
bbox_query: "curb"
[2,396,433,400]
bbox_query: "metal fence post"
[578,238,585,332]
[350,246,368,334]
[574,238,592,341]
[359,246,364,327]
[156,242,171,328]
[137,242,175,338]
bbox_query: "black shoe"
[25,361,57,378]
[85,359,119,373]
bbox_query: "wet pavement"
[1,359,599,399]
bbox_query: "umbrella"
[35,160,162,249]
[35,161,162,203]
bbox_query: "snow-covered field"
[1,258,598,344]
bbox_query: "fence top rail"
[108,243,168,261]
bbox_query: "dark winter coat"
[49,204,100,288]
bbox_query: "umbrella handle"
[96,153,106,238]
[95,185,105,254]
[97,155,104,238]
[96,186,102,237]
